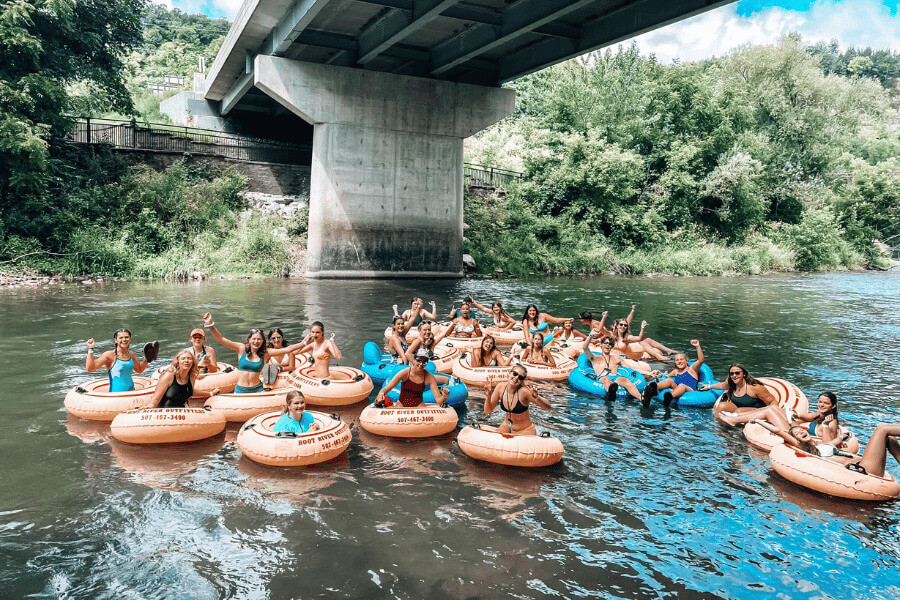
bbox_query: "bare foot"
[718,411,740,426]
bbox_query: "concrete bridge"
[162,0,735,277]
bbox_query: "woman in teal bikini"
[551,319,587,345]
[521,304,568,345]
[202,312,305,393]
[85,328,154,392]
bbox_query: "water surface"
[1,272,899,599]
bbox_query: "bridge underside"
[162,0,735,277]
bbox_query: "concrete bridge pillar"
[254,56,515,278]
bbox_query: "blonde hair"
[166,348,199,379]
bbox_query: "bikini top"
[528,321,549,334]
[501,387,528,414]
[238,353,263,373]
[456,323,476,333]
[312,341,330,361]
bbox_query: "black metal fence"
[463,163,522,189]
[67,118,311,165]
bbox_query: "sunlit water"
[1,272,899,599]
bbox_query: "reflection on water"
[2,272,900,598]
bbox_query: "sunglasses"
[729,371,743,376]
[601,341,612,346]
[511,372,526,381]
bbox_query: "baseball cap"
[190,328,205,338]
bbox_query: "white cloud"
[628,1,900,63]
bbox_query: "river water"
[1,272,899,599]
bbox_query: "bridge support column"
[254,56,515,278]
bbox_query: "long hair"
[245,328,268,359]
[166,348,199,380]
[725,363,760,395]
[522,304,540,327]
[267,328,288,348]
[492,302,511,320]
[788,426,817,454]
[814,391,839,427]
[612,319,630,341]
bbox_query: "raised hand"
[203,312,213,326]
[86,338,95,349]
[689,339,700,347]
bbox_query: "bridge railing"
[463,163,522,189]
[67,118,312,165]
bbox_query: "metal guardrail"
[67,119,521,187]
[67,118,311,165]
[463,163,522,189]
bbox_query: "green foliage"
[465,36,900,274]
[778,208,863,271]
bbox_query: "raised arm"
[540,312,569,325]
[421,301,437,321]
[470,297,493,316]
[84,339,114,372]
[202,313,245,353]
[485,382,503,415]
[403,339,422,364]
[596,311,609,333]
[628,320,648,342]
[525,386,551,411]
[131,350,150,375]
[625,305,636,328]
[327,335,342,361]
[689,339,704,375]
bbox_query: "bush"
[779,208,863,271]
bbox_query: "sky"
[158,0,900,63]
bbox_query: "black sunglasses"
[511,372,526,381]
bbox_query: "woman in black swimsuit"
[143,349,203,408]
[484,365,551,435]
[703,363,777,425]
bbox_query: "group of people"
[80,296,900,480]
[84,313,344,434]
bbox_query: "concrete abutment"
[253,56,514,278]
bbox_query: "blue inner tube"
[653,362,723,408]
[385,377,469,407]
[361,341,435,385]
[568,352,646,399]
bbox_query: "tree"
[0,0,145,240]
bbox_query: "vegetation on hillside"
[1,2,898,279]
[464,37,900,275]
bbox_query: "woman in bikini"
[753,420,900,478]
[618,305,677,360]
[551,318,588,346]
[297,321,342,378]
[387,315,413,363]
[484,365,551,436]
[520,332,557,367]
[85,328,154,392]
[405,320,449,361]
[142,349,204,408]
[202,312,305,393]
[721,391,844,445]
[468,334,512,368]
[521,304,568,345]
[610,318,673,362]
[469,296,517,330]
[375,348,448,408]
[702,363,777,425]
[394,297,437,329]
[266,328,296,373]
[445,302,482,339]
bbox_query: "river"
[1,272,899,599]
